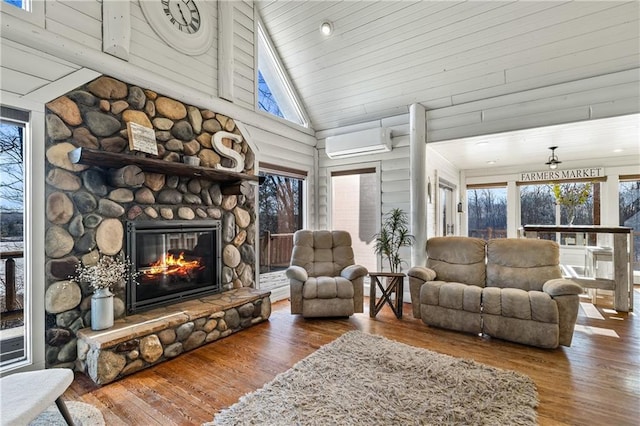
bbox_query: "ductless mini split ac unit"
[325,127,392,159]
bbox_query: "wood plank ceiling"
[255,1,640,134]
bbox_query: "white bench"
[0,369,74,426]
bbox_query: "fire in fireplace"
[126,220,221,313]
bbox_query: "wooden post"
[613,232,630,312]
[5,257,16,311]
[410,103,427,267]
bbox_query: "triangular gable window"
[256,18,308,127]
[3,0,23,9]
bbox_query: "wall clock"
[140,0,213,56]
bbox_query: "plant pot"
[91,288,114,331]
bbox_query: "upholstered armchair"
[287,230,368,317]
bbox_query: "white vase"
[91,288,114,331]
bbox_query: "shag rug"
[29,401,105,426]
[207,331,538,426]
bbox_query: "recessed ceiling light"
[487,160,496,165]
[320,21,333,36]
[613,148,623,153]
[476,141,489,146]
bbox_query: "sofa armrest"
[286,265,308,282]
[407,266,437,282]
[341,264,368,280]
[543,278,583,297]
[407,266,436,320]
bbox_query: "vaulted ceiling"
[256,1,639,169]
[257,0,638,132]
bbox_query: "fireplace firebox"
[126,220,222,314]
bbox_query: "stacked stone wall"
[43,76,257,370]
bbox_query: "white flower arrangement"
[74,255,137,292]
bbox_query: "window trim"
[0,103,45,374]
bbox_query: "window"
[619,176,640,275]
[3,0,23,9]
[0,107,27,368]
[520,181,600,245]
[330,168,379,273]
[467,184,507,239]
[258,163,306,289]
[256,17,308,127]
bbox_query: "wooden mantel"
[68,147,259,186]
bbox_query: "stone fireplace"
[43,76,270,382]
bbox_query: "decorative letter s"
[211,131,245,173]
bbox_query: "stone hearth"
[77,288,270,385]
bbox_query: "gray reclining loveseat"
[408,236,583,348]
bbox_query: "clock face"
[140,0,213,56]
[162,0,200,34]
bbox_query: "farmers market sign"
[518,167,604,183]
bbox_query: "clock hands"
[176,2,189,26]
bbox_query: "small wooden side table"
[369,272,405,319]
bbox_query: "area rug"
[207,331,538,426]
[29,401,105,426]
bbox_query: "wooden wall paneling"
[56,0,102,20]
[232,1,254,111]
[235,49,254,70]
[217,0,234,102]
[483,82,640,123]
[427,69,640,142]
[508,41,639,84]
[441,68,639,119]
[0,39,79,81]
[232,71,255,108]
[0,67,48,96]
[45,0,102,50]
[382,179,410,196]
[591,96,640,119]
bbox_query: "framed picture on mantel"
[127,122,158,155]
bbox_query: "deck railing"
[259,232,294,272]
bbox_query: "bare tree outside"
[620,180,640,269]
[258,172,303,274]
[467,188,507,239]
[259,173,302,234]
[257,71,284,119]
[0,121,25,317]
[0,123,24,213]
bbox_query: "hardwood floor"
[67,289,640,425]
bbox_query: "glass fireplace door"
[127,221,221,313]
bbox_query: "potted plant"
[74,254,136,330]
[373,208,414,273]
[552,182,592,225]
